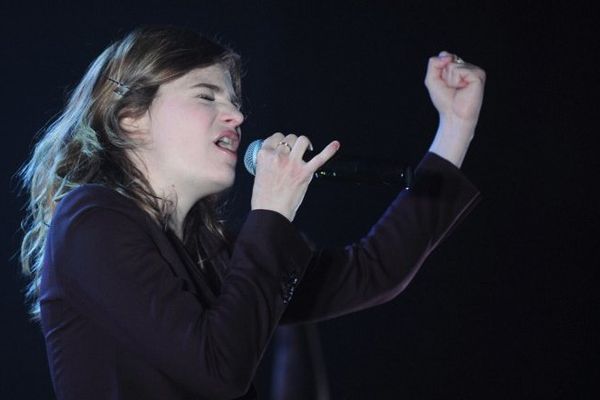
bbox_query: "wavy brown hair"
[19,26,242,320]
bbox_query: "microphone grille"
[243,139,263,176]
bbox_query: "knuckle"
[284,134,297,146]
[296,135,309,146]
[265,132,284,146]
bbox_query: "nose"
[221,103,244,127]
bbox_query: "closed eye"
[198,93,215,101]
[191,82,240,107]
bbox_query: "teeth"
[217,137,233,150]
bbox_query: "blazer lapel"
[143,217,218,306]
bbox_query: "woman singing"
[19,26,485,399]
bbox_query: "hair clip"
[106,76,130,96]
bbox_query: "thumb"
[425,51,453,87]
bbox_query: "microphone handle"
[313,157,413,187]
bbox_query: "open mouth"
[215,136,235,151]
[214,134,240,159]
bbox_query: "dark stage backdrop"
[1,1,597,398]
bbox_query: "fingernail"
[438,51,451,58]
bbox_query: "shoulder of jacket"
[53,184,152,228]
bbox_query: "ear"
[119,110,150,136]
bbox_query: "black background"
[1,1,597,398]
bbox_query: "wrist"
[437,114,477,139]
[429,117,477,168]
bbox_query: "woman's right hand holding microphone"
[251,133,340,222]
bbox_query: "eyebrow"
[190,82,241,108]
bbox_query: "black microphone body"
[243,139,413,187]
[311,156,413,186]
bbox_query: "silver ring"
[277,141,292,152]
[454,55,465,64]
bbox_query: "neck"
[164,186,197,241]
[129,156,199,240]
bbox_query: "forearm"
[428,117,476,168]
[281,152,481,324]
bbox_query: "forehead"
[174,65,234,92]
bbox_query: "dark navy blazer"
[40,152,481,399]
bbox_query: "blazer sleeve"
[48,195,313,399]
[281,151,482,324]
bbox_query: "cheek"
[153,102,213,148]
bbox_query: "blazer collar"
[142,215,219,306]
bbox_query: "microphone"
[243,139,413,187]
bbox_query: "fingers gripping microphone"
[244,139,413,187]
